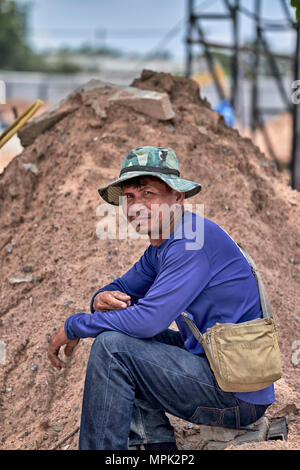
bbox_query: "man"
[48,146,275,450]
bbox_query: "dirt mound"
[0,70,299,450]
[237,112,292,183]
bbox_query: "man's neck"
[149,205,185,247]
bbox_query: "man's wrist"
[64,315,79,340]
[90,289,103,313]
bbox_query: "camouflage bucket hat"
[98,146,202,206]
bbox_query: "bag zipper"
[213,318,272,329]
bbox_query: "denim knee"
[91,330,130,356]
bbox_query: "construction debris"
[108,86,175,121]
[17,97,80,147]
[7,273,33,284]
[267,417,289,441]
[196,417,269,450]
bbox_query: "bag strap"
[236,243,273,319]
[182,243,273,342]
[181,312,205,344]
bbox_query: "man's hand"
[93,290,131,312]
[48,324,80,371]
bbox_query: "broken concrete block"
[266,416,288,441]
[17,78,117,147]
[234,416,269,445]
[74,78,116,93]
[22,163,39,176]
[205,440,230,451]
[18,98,79,147]
[7,273,33,284]
[197,416,269,450]
[109,86,175,121]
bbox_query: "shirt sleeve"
[65,240,211,340]
[89,246,157,313]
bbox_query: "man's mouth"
[130,216,151,232]
[131,215,150,223]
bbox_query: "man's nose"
[128,202,148,218]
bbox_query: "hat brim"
[98,171,202,206]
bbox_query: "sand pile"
[238,112,293,184]
[0,70,299,450]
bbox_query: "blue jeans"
[79,329,269,450]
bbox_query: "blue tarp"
[213,100,235,127]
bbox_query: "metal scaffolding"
[185,0,300,191]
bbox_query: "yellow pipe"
[192,63,227,95]
[0,99,44,149]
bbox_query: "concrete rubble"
[7,273,33,284]
[197,417,269,450]
[18,97,80,147]
[17,79,175,148]
[108,86,175,121]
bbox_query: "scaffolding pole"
[185,0,300,190]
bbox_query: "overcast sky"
[17,0,297,62]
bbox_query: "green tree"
[0,0,33,70]
[291,0,300,21]
[0,0,83,73]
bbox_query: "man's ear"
[175,191,185,203]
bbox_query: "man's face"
[120,177,184,239]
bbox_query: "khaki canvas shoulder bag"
[182,244,282,393]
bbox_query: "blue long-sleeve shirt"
[65,210,275,405]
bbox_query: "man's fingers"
[48,345,66,370]
[64,338,80,357]
[108,292,131,308]
[112,291,131,302]
[105,296,128,309]
[109,299,127,309]
[47,325,70,370]
[48,339,79,369]
[94,291,131,311]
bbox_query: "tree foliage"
[291,0,300,22]
[0,0,83,72]
[0,0,34,70]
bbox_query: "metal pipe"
[191,13,232,20]
[251,0,261,134]
[259,30,292,110]
[194,21,227,101]
[185,0,194,77]
[186,39,293,61]
[231,0,240,115]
